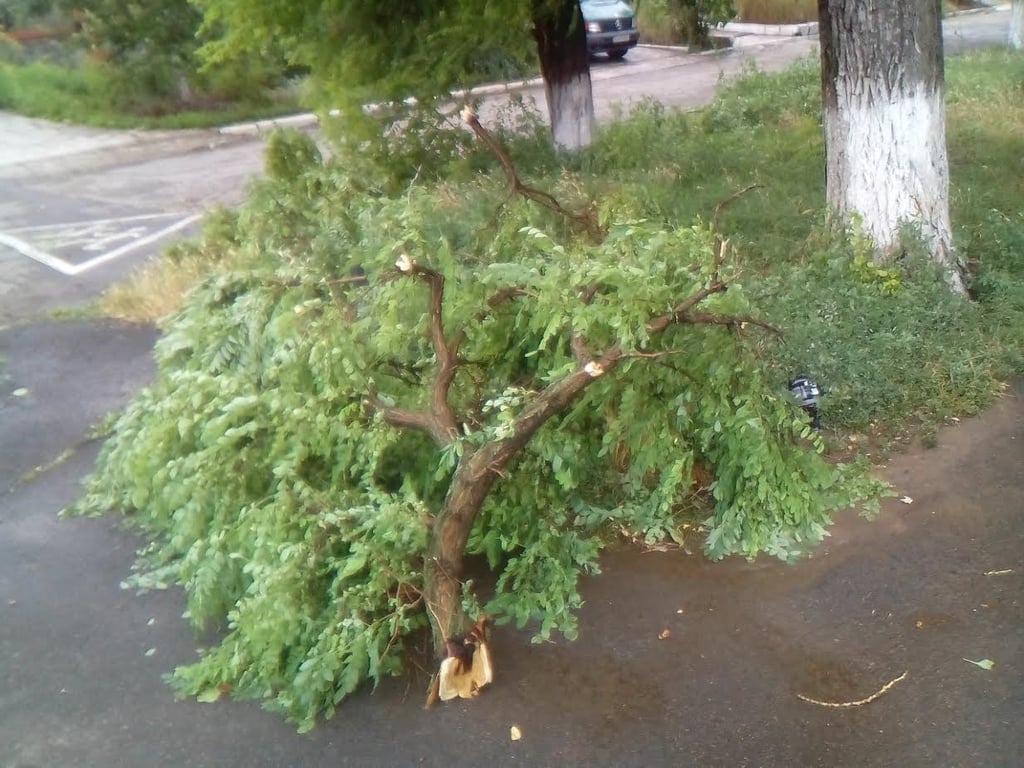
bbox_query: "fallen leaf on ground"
[510,725,522,741]
[962,658,995,670]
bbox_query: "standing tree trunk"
[1011,0,1024,49]
[818,0,966,296]
[532,0,596,150]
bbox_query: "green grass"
[576,49,1024,438]
[0,51,301,129]
[103,48,1024,446]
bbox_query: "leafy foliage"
[73,127,884,728]
[75,49,1024,731]
[635,0,737,47]
[193,0,536,111]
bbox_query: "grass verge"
[100,48,1024,446]
[0,49,301,129]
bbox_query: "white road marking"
[6,212,194,234]
[0,231,72,274]
[0,213,201,276]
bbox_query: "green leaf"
[962,658,995,670]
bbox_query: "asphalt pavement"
[1,9,1020,767]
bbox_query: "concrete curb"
[217,75,551,138]
[721,20,818,36]
[218,112,321,135]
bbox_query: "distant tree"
[194,0,597,148]
[63,0,199,66]
[59,0,202,100]
[817,0,966,296]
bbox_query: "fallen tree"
[72,120,884,730]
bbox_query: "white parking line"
[5,212,198,234]
[0,213,202,276]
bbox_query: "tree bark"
[422,354,622,652]
[1011,0,1024,49]
[532,0,596,149]
[818,0,966,296]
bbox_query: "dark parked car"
[581,0,639,59]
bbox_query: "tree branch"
[647,280,729,335]
[460,106,596,234]
[711,183,763,232]
[677,311,783,335]
[477,278,781,475]
[368,255,462,446]
[709,184,760,282]
[365,393,450,443]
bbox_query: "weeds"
[0,46,301,129]
[104,50,1024,444]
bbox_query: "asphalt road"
[0,321,1020,768]
[0,8,1012,327]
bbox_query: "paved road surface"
[1,320,1020,767]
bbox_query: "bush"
[637,0,736,46]
[734,0,816,23]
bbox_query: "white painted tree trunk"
[1011,0,1024,49]
[819,1,966,296]
[546,73,596,150]
[533,0,596,151]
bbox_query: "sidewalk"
[0,111,247,179]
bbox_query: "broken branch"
[460,106,595,233]
[797,670,908,708]
[711,183,763,232]
[384,256,461,444]
[647,280,729,335]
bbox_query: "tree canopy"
[193,0,538,108]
